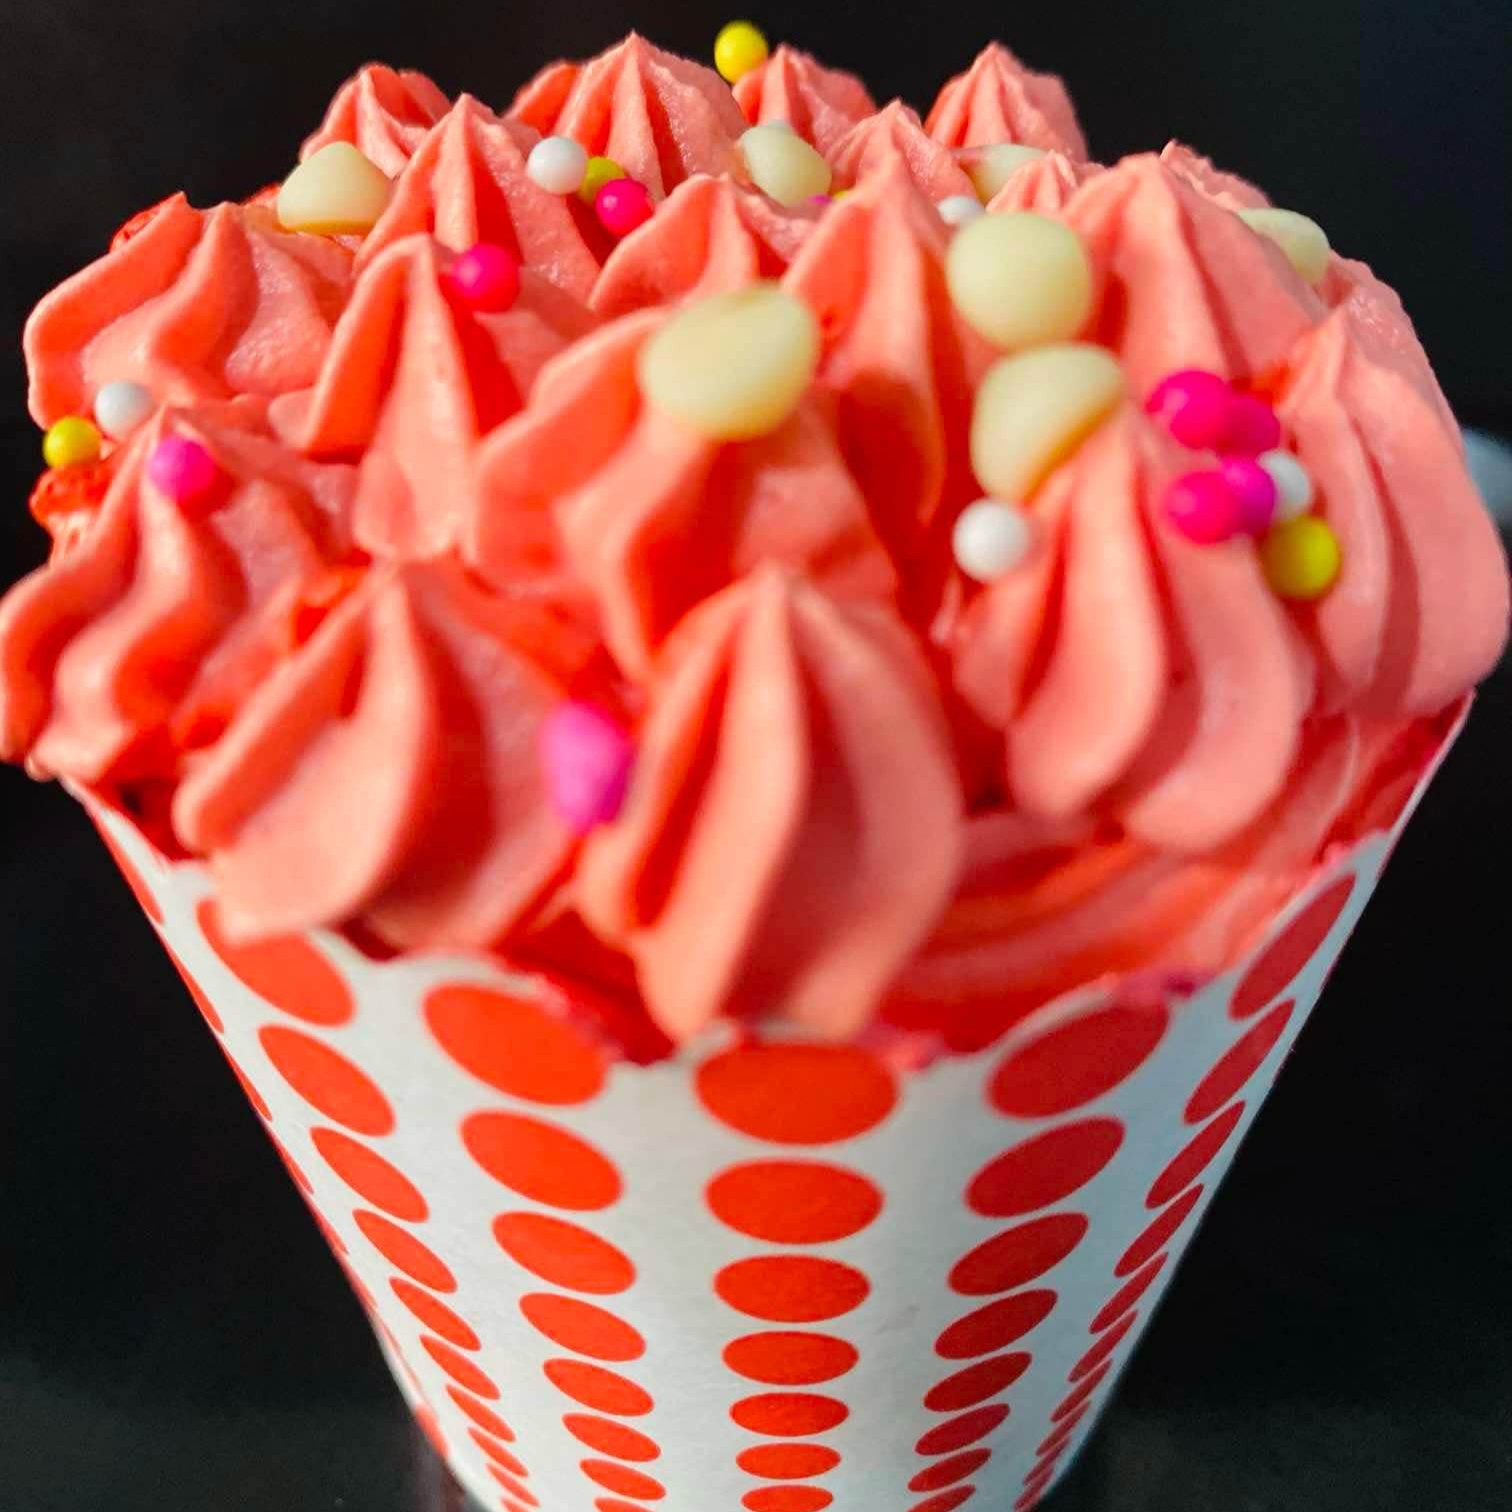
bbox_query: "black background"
[2,3,1509,1509]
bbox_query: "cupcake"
[4,27,1506,1512]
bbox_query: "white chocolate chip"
[971,343,1126,500]
[952,498,1034,581]
[946,211,1094,351]
[739,124,832,208]
[962,142,1047,203]
[527,135,588,195]
[937,194,985,227]
[276,142,392,236]
[1258,449,1315,520]
[639,283,820,442]
[93,379,154,440]
[1237,207,1331,285]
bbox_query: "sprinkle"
[448,243,521,312]
[1257,449,1314,521]
[808,193,833,207]
[962,142,1047,203]
[541,702,635,833]
[1218,456,1279,535]
[595,178,655,238]
[146,435,222,513]
[713,20,770,84]
[1261,516,1341,599]
[1238,207,1331,286]
[1144,369,1233,451]
[275,142,391,236]
[952,499,1035,581]
[1162,470,1242,544]
[41,416,102,469]
[1221,392,1282,457]
[739,123,832,208]
[527,135,589,195]
[946,211,1093,350]
[93,380,155,441]
[937,194,985,227]
[579,156,625,204]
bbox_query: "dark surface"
[2,2,1511,1509]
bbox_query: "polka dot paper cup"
[74,703,1466,1512]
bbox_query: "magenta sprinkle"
[1219,456,1279,535]
[1221,392,1282,457]
[146,435,222,513]
[540,702,635,834]
[1162,470,1242,545]
[1144,369,1233,451]
[595,177,655,238]
[448,242,521,312]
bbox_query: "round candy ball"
[1218,455,1279,535]
[93,380,155,441]
[1144,369,1233,451]
[962,142,1047,204]
[739,124,832,208]
[449,243,521,311]
[639,283,818,442]
[1222,391,1282,456]
[42,416,102,469]
[595,178,655,238]
[946,211,1093,351]
[952,499,1034,581]
[540,701,635,833]
[146,435,222,513]
[713,20,770,84]
[579,156,625,205]
[276,142,391,235]
[1238,207,1331,286]
[937,194,985,228]
[527,135,588,195]
[1163,470,1243,545]
[1257,448,1314,521]
[1261,516,1341,599]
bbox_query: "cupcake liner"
[74,702,1465,1512]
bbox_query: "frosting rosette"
[732,44,876,155]
[925,41,1089,159]
[983,150,1100,213]
[300,62,451,176]
[828,100,977,200]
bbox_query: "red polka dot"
[1147,1103,1245,1207]
[935,1290,1056,1359]
[198,899,352,1024]
[923,1353,1032,1411]
[1091,1253,1167,1332]
[1036,1406,1087,1455]
[914,1404,1009,1456]
[1231,875,1353,1017]
[414,1404,447,1458]
[447,1386,514,1441]
[258,1026,393,1134]
[1068,1309,1137,1381]
[493,1213,635,1293]
[1032,1433,1071,1472]
[707,1162,883,1243]
[95,820,164,923]
[519,1293,645,1360]
[1052,1360,1111,1420]
[470,1430,528,1476]
[731,1393,849,1436]
[1116,1185,1203,1276]
[223,1051,272,1120]
[543,1359,654,1415]
[580,1461,664,1500]
[165,945,223,1030]
[310,1208,347,1256]
[968,1120,1124,1217]
[352,1210,456,1292]
[737,1444,841,1479]
[1013,1492,1042,1512]
[426,984,606,1105]
[697,1045,897,1144]
[911,1489,977,1512]
[421,1335,498,1397]
[724,1332,858,1385]
[311,1128,427,1219]
[948,1213,1088,1296]
[989,1003,1168,1117]
[464,1112,622,1211]
[716,1257,869,1322]
[742,1491,833,1512]
[562,1414,661,1461]
[487,1466,537,1506]
[271,1139,314,1194]
[595,1502,652,1512]
[391,1279,478,1348]
[1185,1001,1294,1124]
[909,1450,990,1492]
[1022,1463,1057,1496]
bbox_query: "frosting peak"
[926,42,1089,159]
[732,44,876,155]
[300,63,451,176]
[829,100,977,200]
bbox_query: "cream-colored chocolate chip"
[946,211,1094,350]
[739,124,833,208]
[639,283,819,441]
[971,343,1126,499]
[277,142,392,235]
[962,142,1047,203]
[1237,207,1330,285]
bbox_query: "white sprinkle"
[952,498,1035,581]
[1258,449,1314,520]
[527,135,588,195]
[93,380,155,440]
[937,194,985,228]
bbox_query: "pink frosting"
[732,45,877,155]
[507,34,748,198]
[983,151,1100,213]
[577,568,963,1041]
[300,62,451,176]
[1157,141,1269,210]
[25,196,351,426]
[828,101,978,200]
[925,43,1089,160]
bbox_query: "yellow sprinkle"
[1237,207,1331,286]
[714,21,770,84]
[42,416,102,469]
[1261,516,1341,600]
[580,156,625,204]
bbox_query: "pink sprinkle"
[540,702,635,833]
[1222,392,1282,456]
[809,193,833,206]
[448,242,521,312]
[146,435,222,513]
[1162,470,1242,545]
[1218,456,1279,535]
[1144,369,1233,451]
[595,178,654,238]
